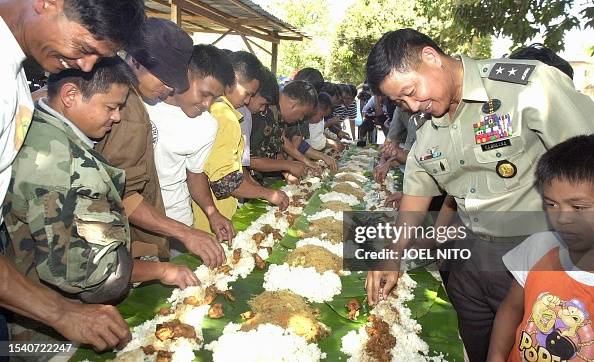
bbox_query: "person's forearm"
[231,170,273,200]
[131,259,164,283]
[487,282,524,362]
[128,200,191,242]
[187,171,219,217]
[250,157,293,172]
[283,136,307,162]
[0,256,65,327]
[391,195,433,254]
[304,148,326,161]
[394,147,409,164]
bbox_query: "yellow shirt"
[192,96,245,233]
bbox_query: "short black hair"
[366,28,445,95]
[47,57,137,101]
[282,80,318,109]
[63,0,145,49]
[535,135,594,191]
[317,92,332,111]
[189,44,236,88]
[258,68,280,105]
[294,67,325,92]
[320,82,339,98]
[509,43,574,80]
[229,51,264,84]
[348,84,357,97]
[338,83,351,97]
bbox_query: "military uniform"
[250,106,284,159]
[3,100,132,302]
[404,56,594,361]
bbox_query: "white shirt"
[503,231,594,287]
[146,101,218,226]
[307,120,326,150]
[238,106,252,167]
[0,16,34,224]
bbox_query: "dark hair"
[258,68,280,105]
[509,43,574,80]
[317,92,332,111]
[338,83,351,97]
[63,0,145,49]
[189,44,236,87]
[294,67,324,92]
[282,80,318,109]
[229,51,264,84]
[366,28,445,95]
[320,82,339,97]
[348,84,357,97]
[535,135,594,191]
[47,57,137,101]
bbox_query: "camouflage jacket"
[3,104,131,297]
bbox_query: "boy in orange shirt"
[487,135,594,362]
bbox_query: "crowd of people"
[0,1,593,362]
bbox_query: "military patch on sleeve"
[488,63,535,85]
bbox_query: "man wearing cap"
[95,18,226,268]
[364,28,594,361]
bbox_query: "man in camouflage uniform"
[3,58,198,352]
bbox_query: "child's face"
[66,83,129,140]
[543,179,594,252]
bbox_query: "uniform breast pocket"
[420,158,451,181]
[473,136,530,194]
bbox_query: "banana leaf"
[72,173,463,362]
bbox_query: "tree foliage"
[271,0,331,77]
[418,0,591,52]
[327,0,492,84]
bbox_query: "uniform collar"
[217,96,244,122]
[431,55,489,127]
[37,98,95,148]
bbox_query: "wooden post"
[171,0,183,25]
[271,31,278,75]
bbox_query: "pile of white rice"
[205,323,326,362]
[307,209,343,222]
[340,273,446,361]
[319,191,360,206]
[263,263,342,303]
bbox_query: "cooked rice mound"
[332,182,365,199]
[286,245,342,273]
[322,200,353,212]
[241,291,329,341]
[301,216,343,244]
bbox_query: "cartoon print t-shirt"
[503,232,594,362]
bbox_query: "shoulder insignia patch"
[488,63,535,85]
[413,113,429,130]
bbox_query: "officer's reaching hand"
[384,192,403,209]
[365,269,402,306]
